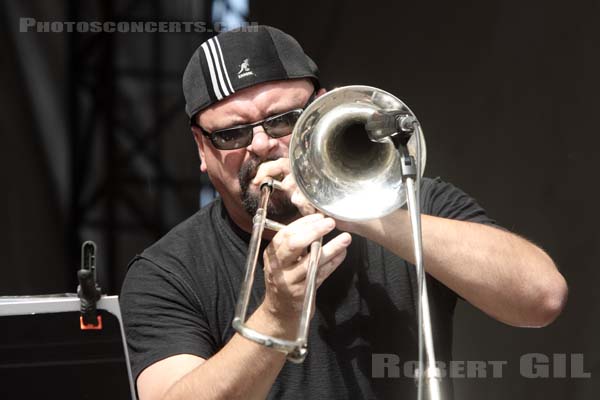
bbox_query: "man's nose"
[246,126,278,157]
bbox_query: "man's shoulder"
[419,176,451,210]
[420,176,450,192]
[420,176,498,226]
[134,200,223,270]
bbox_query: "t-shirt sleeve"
[421,177,499,227]
[120,255,216,383]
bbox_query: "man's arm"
[345,210,568,327]
[135,214,351,400]
[138,307,287,400]
[254,156,568,327]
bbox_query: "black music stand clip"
[77,241,103,330]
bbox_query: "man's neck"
[221,198,276,240]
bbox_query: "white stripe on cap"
[207,38,231,97]
[200,42,223,100]
[214,37,235,94]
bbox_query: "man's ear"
[191,126,208,173]
[316,88,327,98]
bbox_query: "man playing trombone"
[120,25,567,400]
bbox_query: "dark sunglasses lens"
[213,127,253,150]
[264,110,302,138]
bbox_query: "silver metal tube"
[232,179,321,363]
[265,219,285,232]
[290,238,322,362]
[406,175,442,400]
[233,183,272,326]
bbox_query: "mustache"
[238,155,281,190]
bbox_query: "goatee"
[238,156,298,221]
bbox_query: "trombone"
[232,86,441,399]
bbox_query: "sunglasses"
[194,92,316,151]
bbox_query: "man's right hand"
[259,213,352,336]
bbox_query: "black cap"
[183,25,320,120]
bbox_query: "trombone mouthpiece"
[259,178,274,190]
[259,178,284,191]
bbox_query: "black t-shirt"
[120,177,497,399]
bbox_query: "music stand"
[0,294,136,400]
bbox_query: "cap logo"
[237,58,255,79]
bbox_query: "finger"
[279,251,311,284]
[272,231,352,284]
[279,173,297,194]
[264,213,323,270]
[252,158,291,186]
[273,232,352,286]
[269,215,336,267]
[318,232,352,266]
[270,172,298,203]
[316,249,348,288]
[274,216,334,264]
[291,189,316,216]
